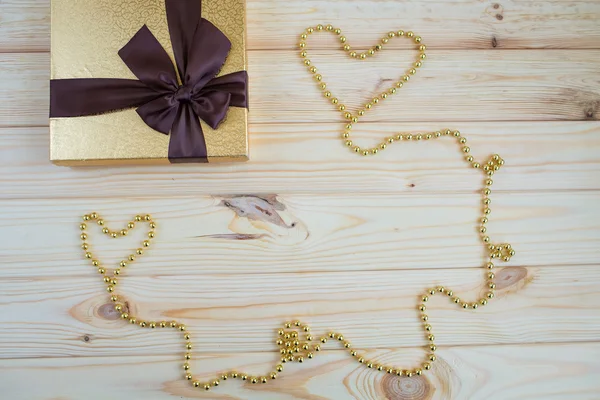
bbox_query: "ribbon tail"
[50,79,160,118]
[168,104,208,163]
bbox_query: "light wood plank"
[1,343,599,399]
[2,50,600,127]
[2,0,600,52]
[0,192,597,278]
[1,122,600,197]
[1,264,599,358]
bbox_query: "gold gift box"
[50,0,248,165]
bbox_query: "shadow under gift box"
[50,0,248,165]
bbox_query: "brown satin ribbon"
[50,0,248,163]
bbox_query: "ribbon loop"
[49,0,248,163]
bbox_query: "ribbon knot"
[174,85,193,104]
[49,0,248,163]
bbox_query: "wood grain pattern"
[1,264,599,358]
[1,0,599,398]
[1,121,599,197]
[0,192,598,277]
[2,343,599,400]
[2,0,600,52]
[2,50,600,127]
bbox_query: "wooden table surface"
[1,1,600,399]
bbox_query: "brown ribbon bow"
[50,0,248,163]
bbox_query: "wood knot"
[494,266,527,290]
[491,36,498,48]
[82,334,92,343]
[381,374,433,400]
[97,303,122,320]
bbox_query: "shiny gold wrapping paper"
[50,0,248,165]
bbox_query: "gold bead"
[324,91,332,98]
[314,74,322,81]
[310,66,317,73]
[345,140,353,147]
[135,215,142,222]
[149,322,156,329]
[338,104,345,111]
[473,162,481,169]
[380,143,387,150]
[388,31,396,38]
[241,375,248,380]
[89,212,98,220]
[298,42,306,48]
[83,215,90,221]
[307,27,314,33]
[409,68,416,75]
[104,277,111,283]
[453,297,460,304]
[193,381,200,387]
[487,292,495,299]
[316,24,323,31]
[186,343,192,350]
[354,146,361,153]
[422,295,429,302]
[331,97,338,104]
[381,38,389,44]
[139,321,147,328]
[381,93,387,99]
[375,44,382,51]
[340,36,346,43]
[358,110,365,116]
[186,374,192,381]
[85,252,92,259]
[360,53,367,59]
[204,384,211,391]
[349,51,357,57]
[480,299,488,306]
[213,379,220,386]
[304,59,311,66]
[420,53,427,60]
[326,24,333,31]
[170,321,178,328]
[128,255,135,261]
[368,49,375,56]
[346,124,353,130]
[472,303,479,309]
[143,240,150,247]
[462,303,469,309]
[415,36,422,43]
[419,45,426,51]
[430,345,437,352]
[343,44,351,52]
[276,364,284,372]
[98,268,105,274]
[80,223,87,231]
[270,372,277,379]
[397,30,405,36]
[231,372,239,378]
[300,50,307,58]
[403,75,410,81]
[300,33,307,40]
[80,233,88,241]
[107,286,114,293]
[352,117,358,123]
[179,324,186,331]
[251,377,258,384]
[362,151,369,156]
[446,290,453,296]
[429,354,436,361]
[422,314,428,321]
[334,28,342,35]
[367,363,373,368]
[102,228,109,234]
[111,233,117,239]
[415,61,422,68]
[396,82,403,88]
[407,31,414,37]
[120,229,128,236]
[424,363,431,370]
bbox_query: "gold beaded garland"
[78,29,516,393]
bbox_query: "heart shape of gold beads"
[299,24,427,156]
[80,213,155,296]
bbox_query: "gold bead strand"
[299,26,426,155]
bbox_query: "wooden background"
[1,0,600,399]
